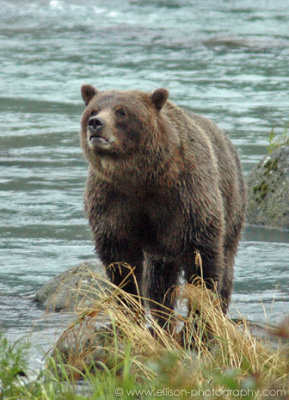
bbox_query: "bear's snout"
[88,116,105,133]
[87,115,113,148]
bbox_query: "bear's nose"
[88,116,105,132]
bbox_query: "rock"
[246,146,289,230]
[34,261,108,311]
[50,314,116,376]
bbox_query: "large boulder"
[246,146,289,230]
[34,261,108,311]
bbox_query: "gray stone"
[50,314,116,373]
[246,146,289,230]
[34,261,108,311]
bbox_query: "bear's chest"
[89,186,190,256]
[140,194,188,256]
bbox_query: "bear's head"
[80,85,169,165]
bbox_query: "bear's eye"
[115,108,126,118]
[90,110,98,117]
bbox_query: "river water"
[0,0,288,352]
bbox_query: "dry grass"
[49,264,289,397]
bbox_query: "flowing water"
[1,0,289,355]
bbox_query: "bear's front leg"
[96,233,144,299]
[144,256,180,329]
[183,245,225,310]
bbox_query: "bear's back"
[163,104,246,244]
[186,110,246,243]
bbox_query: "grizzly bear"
[80,85,246,325]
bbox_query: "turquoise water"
[0,0,288,347]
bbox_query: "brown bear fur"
[80,85,246,324]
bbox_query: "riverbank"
[1,276,288,399]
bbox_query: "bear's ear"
[81,84,98,106]
[150,88,169,111]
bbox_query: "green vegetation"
[253,180,269,201]
[0,332,75,399]
[266,125,289,153]
[0,334,29,398]
[1,271,289,399]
